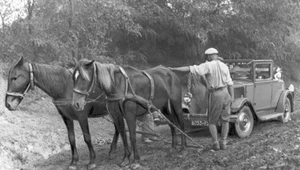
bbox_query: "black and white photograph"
[1,0,300,169]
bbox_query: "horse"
[72,59,187,166]
[5,57,119,170]
[181,72,209,115]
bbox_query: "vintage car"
[182,59,294,138]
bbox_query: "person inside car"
[274,67,282,80]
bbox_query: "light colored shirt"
[189,60,233,88]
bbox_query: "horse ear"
[85,60,95,67]
[15,56,24,67]
[72,57,79,65]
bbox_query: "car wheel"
[235,105,254,138]
[279,97,291,123]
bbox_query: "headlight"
[183,92,192,103]
[288,84,295,92]
[184,97,191,103]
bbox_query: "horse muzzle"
[5,95,23,111]
[72,93,86,111]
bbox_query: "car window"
[228,62,252,80]
[255,63,271,80]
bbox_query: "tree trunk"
[27,0,34,34]
[68,0,77,60]
[27,0,36,60]
[1,15,4,33]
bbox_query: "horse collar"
[88,62,97,94]
[28,63,35,90]
[119,67,136,97]
[22,63,35,94]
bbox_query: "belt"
[208,86,227,92]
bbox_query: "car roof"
[224,59,273,63]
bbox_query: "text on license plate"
[191,120,209,126]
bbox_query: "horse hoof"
[129,163,142,170]
[178,149,189,158]
[68,165,77,170]
[179,146,187,152]
[169,148,177,153]
[87,163,97,170]
[108,151,117,160]
[119,159,130,167]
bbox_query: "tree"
[2,0,300,82]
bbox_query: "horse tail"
[168,94,187,147]
[167,69,184,124]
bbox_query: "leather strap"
[142,71,155,102]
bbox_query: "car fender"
[275,90,294,113]
[231,98,252,113]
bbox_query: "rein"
[52,92,105,106]
[6,63,35,98]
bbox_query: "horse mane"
[33,63,71,98]
[121,65,140,71]
[94,62,116,92]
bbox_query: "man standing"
[169,48,233,150]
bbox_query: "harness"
[105,67,155,115]
[73,65,204,148]
[57,63,103,105]
[6,63,35,98]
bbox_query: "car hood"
[233,80,254,87]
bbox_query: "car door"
[253,62,273,111]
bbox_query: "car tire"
[279,97,291,123]
[235,105,254,138]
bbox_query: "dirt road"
[20,111,300,170]
[1,72,300,170]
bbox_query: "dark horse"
[72,59,187,166]
[5,57,119,170]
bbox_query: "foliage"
[1,0,300,79]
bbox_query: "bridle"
[6,63,35,98]
[73,62,97,96]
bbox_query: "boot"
[220,139,227,150]
[212,141,220,151]
[209,124,220,151]
[220,122,229,150]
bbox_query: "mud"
[1,67,300,170]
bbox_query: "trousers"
[208,87,231,124]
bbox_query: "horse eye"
[11,77,17,81]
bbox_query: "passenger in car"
[274,67,282,80]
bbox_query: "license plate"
[191,120,208,126]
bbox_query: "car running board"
[257,113,283,121]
